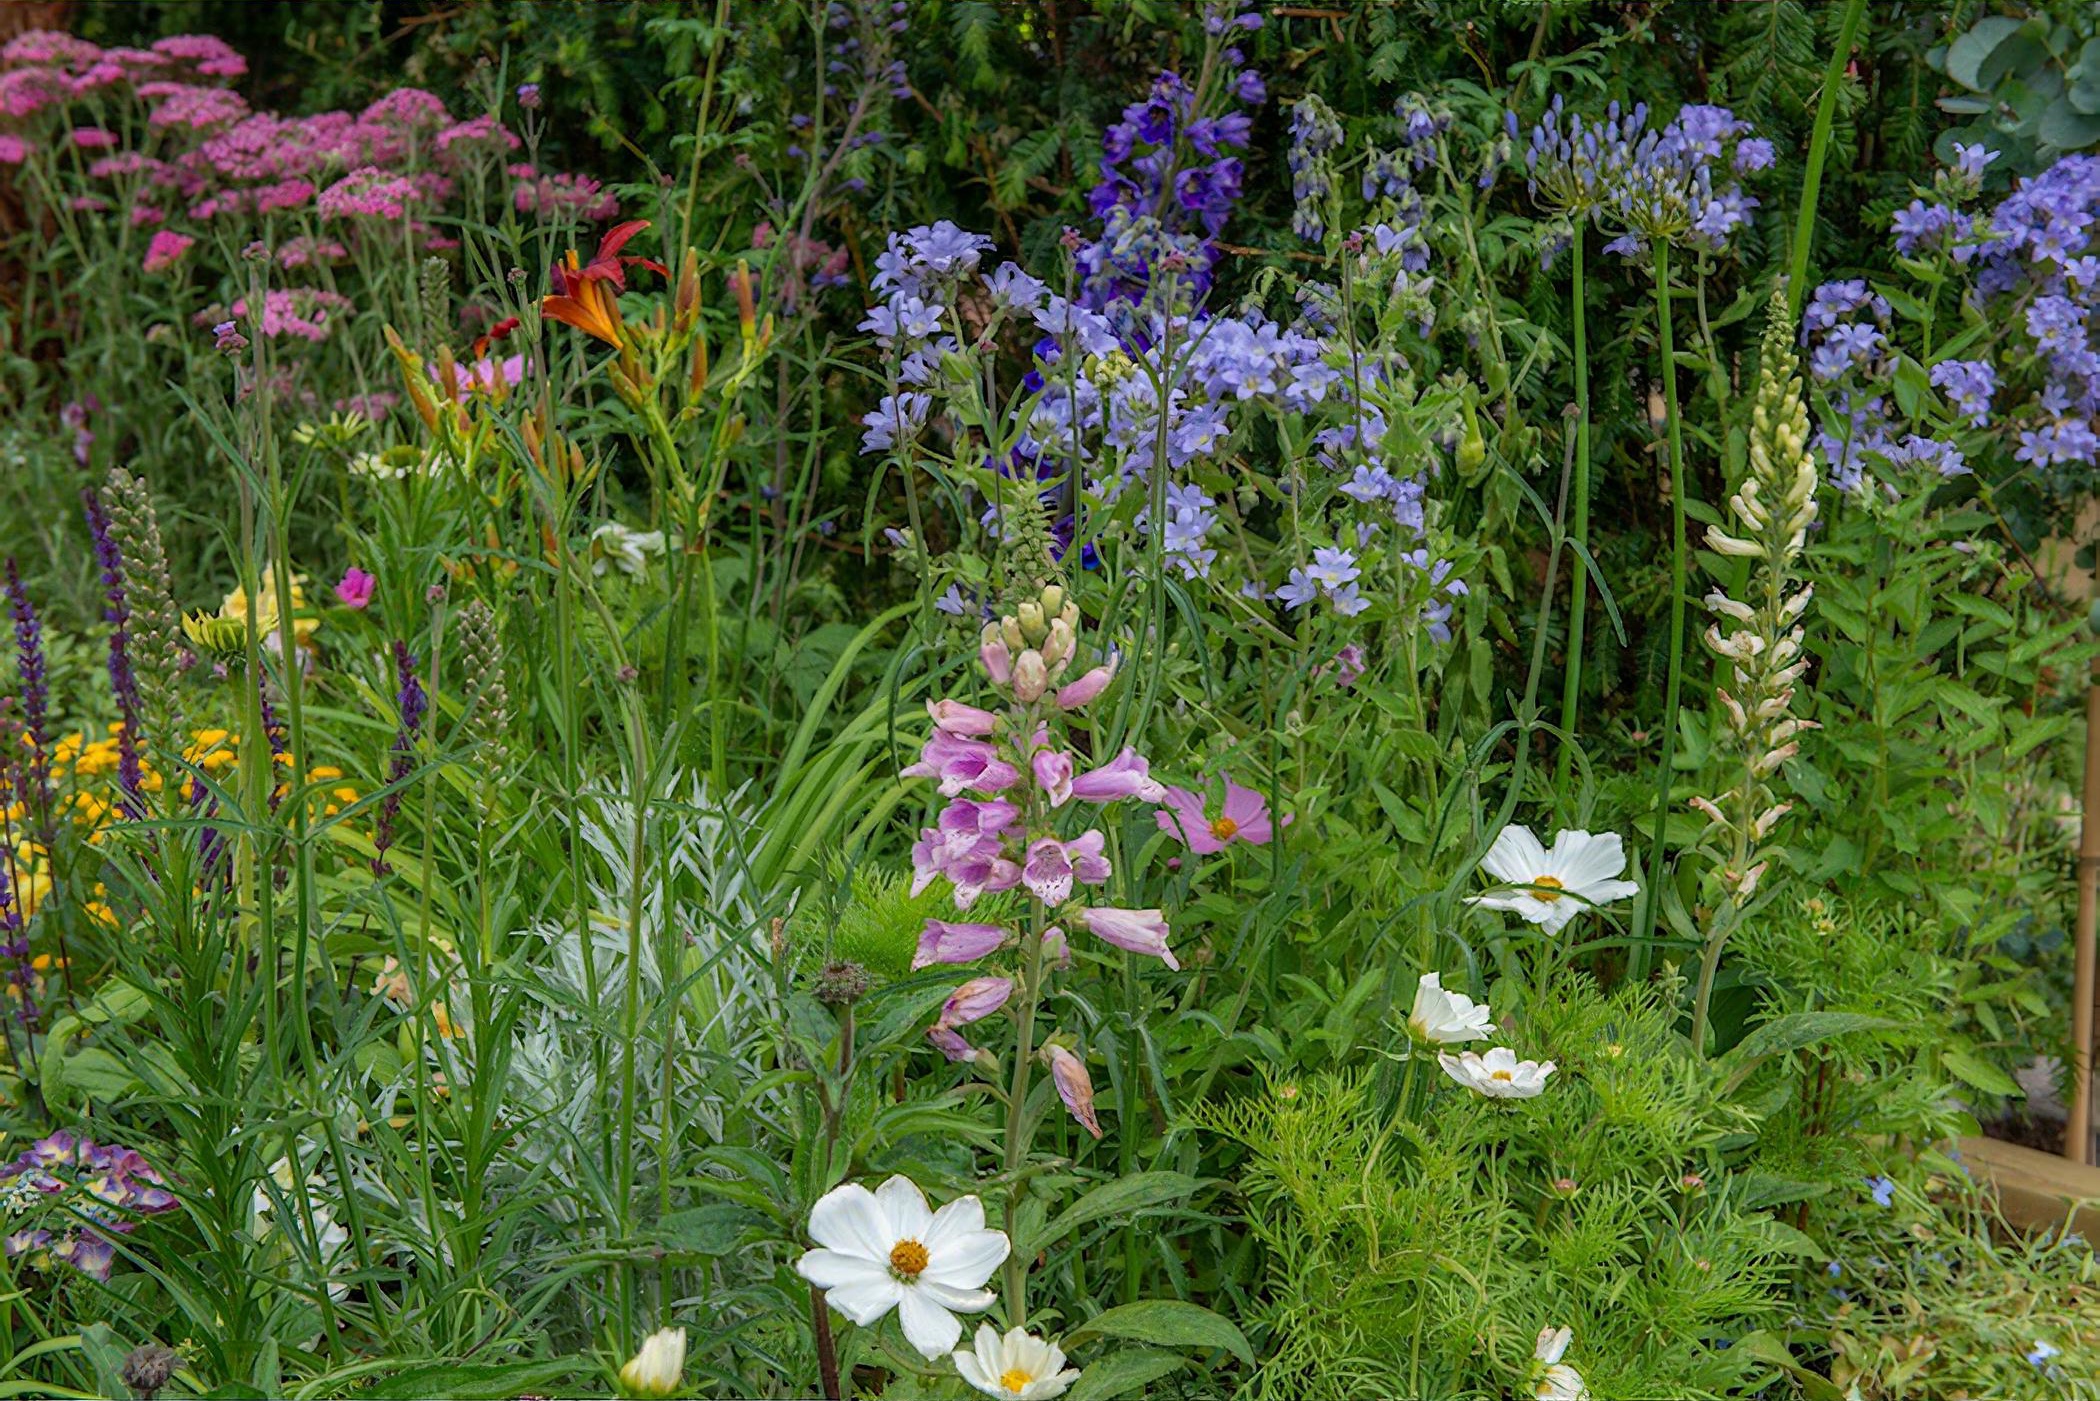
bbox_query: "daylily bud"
[1011,650,1049,703]
[1041,1043,1102,1139]
[673,246,700,334]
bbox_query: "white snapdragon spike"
[1438,1045,1555,1099]
[1533,1326,1589,1401]
[1407,972,1493,1045]
[796,1175,1011,1359]
[618,1327,686,1399]
[1468,826,1640,934]
[953,1324,1082,1399]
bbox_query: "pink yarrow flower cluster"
[901,581,1174,1141]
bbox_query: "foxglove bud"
[1038,583,1065,615]
[1056,663,1115,710]
[1012,650,1048,702]
[1042,1043,1102,1139]
[1000,615,1026,652]
[980,625,1013,685]
[1016,600,1046,644]
[1042,617,1075,670]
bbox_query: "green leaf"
[1032,1172,1198,1255]
[1718,1012,1900,1093]
[1946,16,2027,90]
[1064,1348,1188,1401]
[1942,1048,2021,1097]
[359,1360,582,1399]
[2039,97,2100,150]
[1731,1332,1846,1401]
[1070,1301,1253,1366]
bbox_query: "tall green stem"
[1001,906,1049,1328]
[1635,244,1688,967]
[1553,231,1591,808]
[1786,0,1866,322]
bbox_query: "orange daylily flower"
[540,219,667,348]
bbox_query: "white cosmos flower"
[796,1175,1010,1359]
[1533,1325,1589,1400]
[1438,1045,1555,1099]
[1407,971,1494,1045]
[591,522,668,577]
[953,1324,1082,1399]
[1468,825,1640,934]
[617,1327,686,1398]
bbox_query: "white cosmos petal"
[955,1327,999,1392]
[807,1182,893,1260]
[897,1285,965,1359]
[922,1193,988,1249]
[795,1248,888,1294]
[1550,829,1625,887]
[921,1228,1010,1289]
[1481,825,1550,884]
[918,1279,998,1312]
[814,1270,901,1326]
[874,1173,934,1241]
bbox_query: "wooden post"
[2068,664,2100,1165]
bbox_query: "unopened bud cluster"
[1691,292,1819,901]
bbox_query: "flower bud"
[1042,616,1075,670]
[1000,615,1026,653]
[1038,583,1065,615]
[1016,600,1046,644]
[1056,663,1115,710]
[1041,1043,1102,1139]
[979,626,1013,685]
[618,1328,686,1399]
[1011,649,1048,703]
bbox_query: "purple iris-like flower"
[82,489,144,811]
[371,641,426,875]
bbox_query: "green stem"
[1785,0,1866,322]
[1635,243,1688,969]
[1553,230,1591,810]
[1000,909,1049,1328]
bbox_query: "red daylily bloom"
[541,219,669,348]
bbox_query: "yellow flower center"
[1490,1069,1514,1082]
[889,1239,929,1278]
[1209,816,1239,840]
[1530,874,1565,902]
[1001,1368,1034,1394]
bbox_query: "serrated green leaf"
[1070,1300,1254,1365]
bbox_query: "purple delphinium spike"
[4,560,53,846]
[371,642,426,875]
[83,489,145,815]
[0,856,36,1034]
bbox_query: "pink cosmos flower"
[1068,748,1165,803]
[1080,908,1176,969]
[1021,832,1110,905]
[1156,778,1281,853]
[1043,1044,1102,1138]
[141,229,194,274]
[334,567,376,610]
[1032,749,1074,808]
[913,920,1009,970]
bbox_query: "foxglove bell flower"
[1407,972,1492,1045]
[1069,747,1165,802]
[1021,832,1110,905]
[914,920,1009,970]
[928,698,998,736]
[953,1324,1081,1400]
[1438,1046,1555,1099]
[927,975,1013,1060]
[796,1176,1009,1360]
[1467,826,1639,935]
[1080,907,1176,968]
[1032,749,1075,807]
[902,730,1020,797]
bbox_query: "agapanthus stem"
[1554,230,1591,808]
[1636,243,1688,969]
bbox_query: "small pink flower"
[926,975,1012,1062]
[141,229,194,275]
[1330,644,1366,689]
[1021,832,1110,905]
[333,567,376,610]
[1043,1044,1102,1138]
[1080,908,1176,969]
[1156,778,1281,854]
[1032,749,1074,808]
[70,127,118,149]
[980,632,1013,685]
[913,920,1008,970]
[1069,748,1165,803]
[928,698,998,737]
[901,729,1019,797]
[1055,662,1115,709]
[0,135,32,166]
